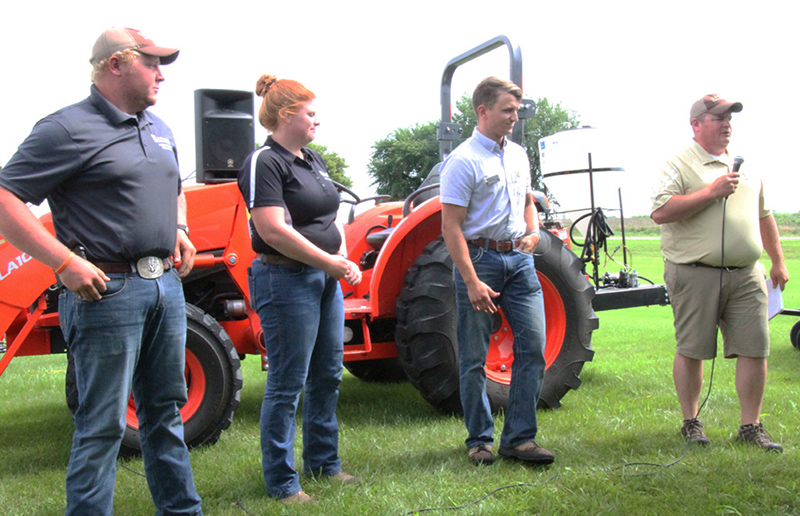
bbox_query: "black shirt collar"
[265,136,312,166]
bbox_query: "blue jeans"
[60,269,202,516]
[454,245,546,449]
[248,260,344,499]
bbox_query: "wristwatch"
[177,224,190,236]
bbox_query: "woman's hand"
[325,255,362,285]
[343,259,362,286]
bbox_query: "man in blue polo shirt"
[440,76,553,466]
[0,28,202,514]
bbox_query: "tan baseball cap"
[690,94,742,123]
[90,28,179,65]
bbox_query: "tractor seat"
[364,163,442,251]
[410,162,441,206]
[366,228,392,250]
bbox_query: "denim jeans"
[60,269,202,516]
[453,245,547,450]
[248,259,344,499]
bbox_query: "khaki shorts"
[664,261,769,360]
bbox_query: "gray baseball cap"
[690,94,742,123]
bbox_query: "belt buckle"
[136,256,164,279]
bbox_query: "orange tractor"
[0,36,667,455]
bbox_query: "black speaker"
[194,89,255,183]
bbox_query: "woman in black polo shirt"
[238,75,362,505]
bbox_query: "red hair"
[255,75,315,131]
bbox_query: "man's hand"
[174,229,196,277]
[760,214,788,291]
[59,256,110,301]
[770,262,789,291]
[709,172,740,199]
[519,231,541,253]
[468,281,500,314]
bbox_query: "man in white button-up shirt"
[441,76,553,466]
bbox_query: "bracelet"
[55,252,76,275]
[527,229,540,237]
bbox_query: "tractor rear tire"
[395,233,597,414]
[67,304,243,457]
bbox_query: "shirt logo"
[150,134,173,151]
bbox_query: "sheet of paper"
[768,279,783,320]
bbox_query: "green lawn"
[2,239,800,515]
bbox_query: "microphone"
[733,155,744,173]
[726,155,744,200]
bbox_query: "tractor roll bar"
[438,35,524,160]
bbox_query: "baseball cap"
[690,94,742,123]
[90,28,179,66]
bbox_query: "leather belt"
[258,253,304,267]
[468,237,522,252]
[92,257,171,279]
[688,262,741,272]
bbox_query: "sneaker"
[280,491,316,505]
[468,444,494,465]
[681,418,711,445]
[737,422,783,452]
[327,471,363,484]
[498,441,554,465]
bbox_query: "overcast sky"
[2,0,797,217]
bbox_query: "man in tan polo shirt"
[651,94,789,451]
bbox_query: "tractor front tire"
[395,233,597,414]
[119,304,243,457]
[67,304,243,457]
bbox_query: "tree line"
[366,94,580,199]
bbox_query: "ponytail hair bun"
[255,74,278,97]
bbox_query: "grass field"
[2,239,800,515]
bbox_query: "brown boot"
[499,441,554,465]
[280,491,316,505]
[737,422,783,452]
[681,418,711,445]
[468,444,494,465]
